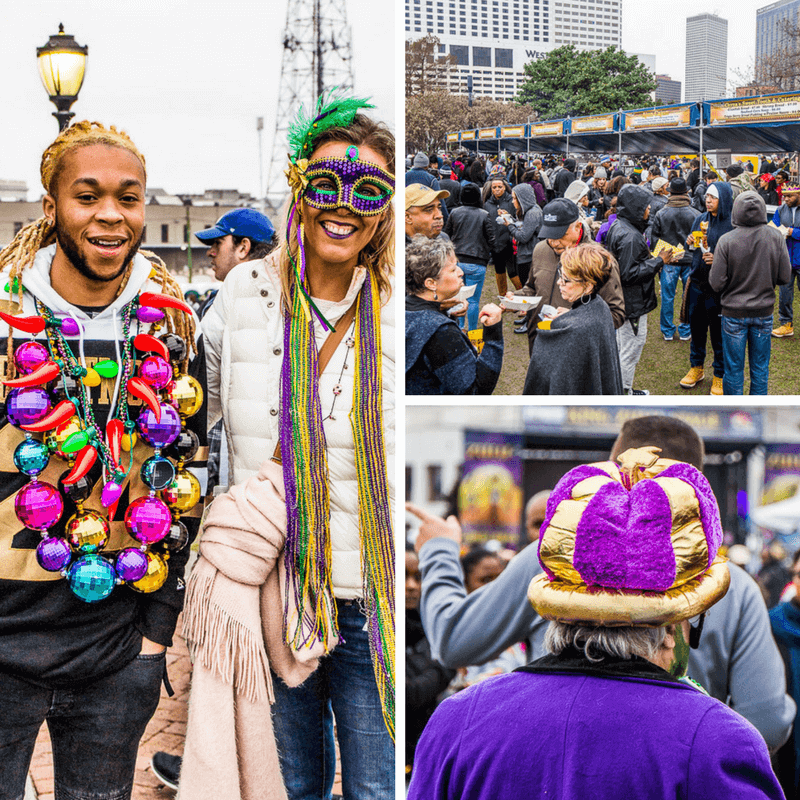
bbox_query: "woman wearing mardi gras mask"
[180,96,395,800]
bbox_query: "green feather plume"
[287,91,375,161]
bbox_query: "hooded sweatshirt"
[689,181,734,292]
[0,245,208,687]
[507,183,543,263]
[443,184,496,265]
[710,191,791,318]
[604,184,665,319]
[554,159,577,197]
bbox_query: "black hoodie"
[604,184,665,319]
[710,191,791,318]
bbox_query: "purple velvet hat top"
[528,446,731,626]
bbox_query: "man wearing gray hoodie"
[710,190,791,394]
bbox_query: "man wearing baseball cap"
[503,198,625,354]
[195,207,277,284]
[150,204,275,790]
[406,184,451,244]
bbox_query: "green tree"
[516,45,657,119]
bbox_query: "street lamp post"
[36,24,88,132]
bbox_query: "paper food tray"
[454,284,477,301]
[501,295,541,311]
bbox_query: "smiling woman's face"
[301,141,389,272]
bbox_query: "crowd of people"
[0,94,396,800]
[404,148,799,395]
[406,415,800,799]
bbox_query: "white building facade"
[684,13,729,102]
[405,0,623,100]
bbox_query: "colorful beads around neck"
[3,293,201,603]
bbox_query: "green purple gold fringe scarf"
[279,267,395,741]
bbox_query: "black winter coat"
[443,205,496,264]
[651,198,699,266]
[484,192,516,251]
[604,184,666,319]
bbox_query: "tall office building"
[684,13,728,102]
[655,74,681,104]
[405,0,623,100]
[756,0,800,89]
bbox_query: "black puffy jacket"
[604,184,665,319]
[651,196,699,266]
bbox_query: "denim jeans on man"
[687,281,724,378]
[271,599,393,800]
[777,270,800,324]
[660,262,692,339]
[457,262,487,331]
[721,315,773,395]
[0,651,164,800]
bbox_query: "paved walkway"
[27,615,342,799]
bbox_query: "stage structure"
[265,0,354,209]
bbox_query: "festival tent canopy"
[445,91,800,156]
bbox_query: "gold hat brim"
[528,557,730,627]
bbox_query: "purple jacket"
[408,656,783,800]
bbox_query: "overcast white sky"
[1,0,395,200]
[622,0,764,95]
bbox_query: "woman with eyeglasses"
[522,242,623,395]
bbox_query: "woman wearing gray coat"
[498,183,543,287]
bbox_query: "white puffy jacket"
[203,254,395,599]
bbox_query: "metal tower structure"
[266,0,354,208]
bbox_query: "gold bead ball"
[161,469,201,513]
[129,552,169,594]
[65,510,110,553]
[46,416,84,459]
[167,374,203,418]
[121,432,138,452]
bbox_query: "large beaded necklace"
[3,290,204,603]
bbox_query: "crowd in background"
[404,148,800,397]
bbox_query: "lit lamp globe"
[36,24,88,132]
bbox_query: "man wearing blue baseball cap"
[150,204,276,792]
[195,207,277,283]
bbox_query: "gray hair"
[545,621,667,663]
[405,234,455,295]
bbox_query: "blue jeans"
[660,262,691,338]
[0,651,165,800]
[778,269,800,324]
[721,315,773,395]
[457,262,486,331]
[271,599,393,800]
[687,281,724,378]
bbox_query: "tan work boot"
[710,376,723,395]
[772,323,794,338]
[680,366,705,388]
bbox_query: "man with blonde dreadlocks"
[0,121,208,800]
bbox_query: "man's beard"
[55,224,143,283]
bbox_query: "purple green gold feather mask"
[303,153,395,217]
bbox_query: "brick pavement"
[27,614,343,799]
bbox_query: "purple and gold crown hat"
[528,446,730,627]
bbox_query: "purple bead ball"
[137,403,181,448]
[138,356,172,390]
[15,481,64,531]
[6,387,52,428]
[36,536,72,572]
[14,341,49,375]
[124,496,171,545]
[115,547,149,581]
[60,318,80,337]
[136,306,165,324]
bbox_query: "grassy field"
[478,264,800,396]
